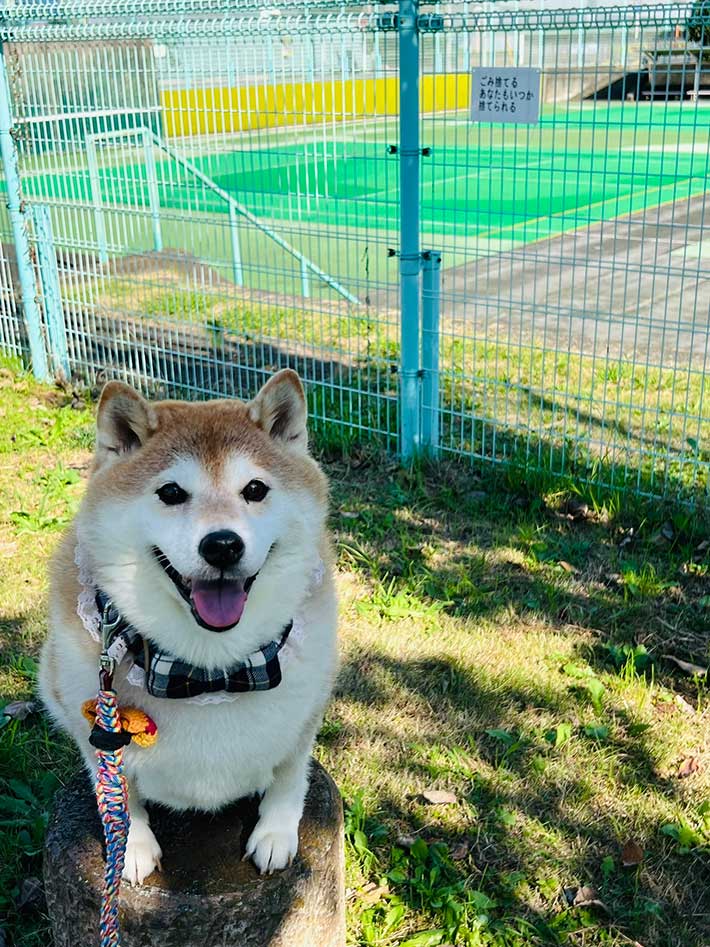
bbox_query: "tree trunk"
[44,759,345,947]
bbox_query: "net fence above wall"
[1,1,709,502]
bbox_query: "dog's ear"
[248,369,308,451]
[95,382,158,466]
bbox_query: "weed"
[356,575,448,627]
[3,363,710,947]
[621,563,675,601]
[661,803,710,855]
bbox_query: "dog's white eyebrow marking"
[223,454,272,491]
[150,456,212,494]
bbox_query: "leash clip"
[99,651,115,691]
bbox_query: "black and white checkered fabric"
[96,591,292,700]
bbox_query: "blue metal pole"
[421,249,441,455]
[398,0,421,459]
[0,45,49,380]
[33,204,70,379]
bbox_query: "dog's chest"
[123,642,329,810]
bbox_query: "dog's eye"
[242,479,269,503]
[156,482,189,506]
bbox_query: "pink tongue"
[190,580,247,629]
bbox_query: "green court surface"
[18,102,710,249]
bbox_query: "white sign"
[470,68,541,124]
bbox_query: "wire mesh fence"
[0,1,709,502]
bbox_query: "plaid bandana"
[97,591,292,700]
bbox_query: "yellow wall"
[161,74,471,137]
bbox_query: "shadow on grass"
[333,652,710,947]
[326,451,710,667]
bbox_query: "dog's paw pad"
[122,825,162,886]
[245,823,299,874]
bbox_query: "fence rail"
[1,0,710,503]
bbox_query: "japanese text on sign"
[470,68,540,124]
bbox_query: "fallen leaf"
[661,522,675,542]
[574,885,607,911]
[678,756,701,779]
[396,834,417,849]
[419,789,457,806]
[359,882,389,905]
[621,840,644,867]
[340,511,359,519]
[563,498,590,521]
[2,700,36,721]
[15,877,45,913]
[662,654,707,677]
[563,885,607,911]
[558,560,577,574]
[675,694,696,715]
[450,840,472,861]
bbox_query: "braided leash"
[89,657,131,947]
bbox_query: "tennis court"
[18,103,710,257]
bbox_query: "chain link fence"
[0,1,709,501]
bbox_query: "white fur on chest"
[45,579,337,812]
[122,609,336,810]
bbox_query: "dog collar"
[96,590,292,700]
[75,538,325,704]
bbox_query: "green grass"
[84,269,710,500]
[2,361,710,946]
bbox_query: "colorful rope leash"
[88,653,131,947]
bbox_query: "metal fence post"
[398,0,421,460]
[86,134,108,264]
[33,204,70,379]
[143,128,163,253]
[0,44,49,380]
[421,249,441,455]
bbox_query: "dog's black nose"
[198,530,245,569]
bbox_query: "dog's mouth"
[152,547,257,633]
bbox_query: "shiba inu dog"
[38,369,338,884]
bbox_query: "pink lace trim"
[74,536,101,642]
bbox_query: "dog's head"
[77,370,328,662]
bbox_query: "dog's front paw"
[245,820,299,874]
[122,821,162,886]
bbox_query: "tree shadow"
[332,651,710,947]
[326,453,710,669]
